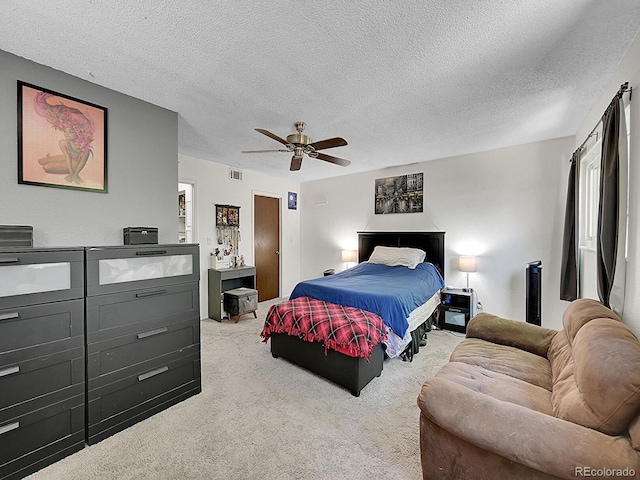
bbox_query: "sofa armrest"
[466,313,557,358]
[418,377,640,479]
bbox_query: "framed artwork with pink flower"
[18,81,108,193]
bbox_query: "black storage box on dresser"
[0,225,33,248]
[123,227,158,245]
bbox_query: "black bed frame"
[270,231,446,396]
[358,231,445,275]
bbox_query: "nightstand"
[438,287,478,333]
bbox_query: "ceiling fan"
[241,121,351,171]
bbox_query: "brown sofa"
[417,298,640,479]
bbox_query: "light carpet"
[26,299,464,480]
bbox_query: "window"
[577,101,631,299]
[579,129,602,251]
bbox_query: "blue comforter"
[289,262,444,338]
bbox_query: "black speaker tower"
[526,260,542,325]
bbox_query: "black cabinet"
[0,248,85,480]
[84,244,201,445]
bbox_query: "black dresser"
[0,248,85,480]
[0,243,202,478]
[84,244,201,445]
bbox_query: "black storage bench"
[224,287,258,322]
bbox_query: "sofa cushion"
[547,327,573,386]
[436,361,554,415]
[466,313,557,358]
[562,298,620,347]
[449,338,553,391]
[552,318,640,435]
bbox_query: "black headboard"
[357,231,445,279]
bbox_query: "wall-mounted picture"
[375,172,423,214]
[288,192,297,210]
[18,81,107,193]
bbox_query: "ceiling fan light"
[286,132,311,145]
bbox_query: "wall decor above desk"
[215,204,240,226]
[214,204,241,265]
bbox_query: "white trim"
[178,178,197,243]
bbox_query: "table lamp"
[342,250,358,269]
[459,255,477,292]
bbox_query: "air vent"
[229,168,243,181]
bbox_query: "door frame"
[252,190,282,300]
[178,177,197,243]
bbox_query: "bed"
[262,231,445,396]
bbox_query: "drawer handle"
[137,327,168,339]
[0,312,20,322]
[0,366,19,378]
[0,422,19,435]
[138,366,169,382]
[135,250,167,256]
[135,289,167,298]
[0,257,19,264]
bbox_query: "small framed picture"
[288,192,297,210]
[18,81,108,193]
[216,204,240,226]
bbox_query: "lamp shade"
[459,255,477,273]
[342,250,358,263]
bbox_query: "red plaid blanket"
[261,297,387,359]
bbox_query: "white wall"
[0,50,179,246]
[300,137,574,330]
[575,31,640,335]
[178,154,301,318]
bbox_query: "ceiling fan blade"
[255,128,289,146]
[241,149,289,154]
[290,156,303,171]
[315,152,351,167]
[308,137,348,151]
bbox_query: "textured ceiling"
[1,1,640,182]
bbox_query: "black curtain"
[596,98,621,308]
[560,150,580,301]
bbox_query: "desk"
[208,266,256,321]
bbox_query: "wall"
[0,50,178,246]
[178,154,300,318]
[300,137,574,330]
[574,31,640,334]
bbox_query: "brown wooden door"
[254,195,280,301]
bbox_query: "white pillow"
[368,246,426,269]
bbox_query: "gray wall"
[0,50,178,247]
